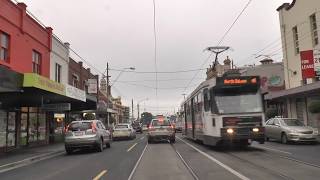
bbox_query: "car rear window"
[69,122,92,131]
[115,125,128,129]
[152,120,171,126]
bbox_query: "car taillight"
[148,126,155,131]
[64,125,70,133]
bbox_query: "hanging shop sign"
[66,85,86,102]
[23,73,66,95]
[54,113,66,119]
[300,50,316,79]
[88,79,98,94]
[42,103,71,111]
[313,49,320,77]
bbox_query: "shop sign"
[313,49,320,77]
[300,50,316,79]
[54,113,65,118]
[66,85,86,102]
[23,73,66,95]
[42,103,71,111]
[88,79,97,94]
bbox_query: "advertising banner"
[23,73,65,95]
[313,49,320,77]
[88,79,97,94]
[300,50,315,79]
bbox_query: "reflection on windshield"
[215,93,262,114]
[281,119,304,126]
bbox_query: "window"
[266,119,274,125]
[310,14,318,46]
[72,74,79,88]
[0,32,9,62]
[32,50,41,74]
[292,26,299,55]
[203,89,210,112]
[55,63,62,83]
[212,118,215,127]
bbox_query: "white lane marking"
[177,137,250,180]
[127,144,148,180]
[140,136,145,140]
[254,145,292,155]
[93,170,107,180]
[127,143,138,152]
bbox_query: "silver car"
[112,123,136,140]
[64,120,111,154]
[265,118,319,144]
[147,118,175,143]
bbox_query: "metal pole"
[132,99,134,119]
[137,103,140,121]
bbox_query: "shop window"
[28,113,38,143]
[292,26,299,55]
[38,112,46,140]
[32,50,41,74]
[7,112,16,147]
[0,111,7,148]
[310,13,319,46]
[20,113,28,146]
[55,63,62,83]
[0,32,9,62]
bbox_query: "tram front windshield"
[215,92,263,114]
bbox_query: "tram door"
[191,98,195,139]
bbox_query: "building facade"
[266,0,320,130]
[50,36,69,85]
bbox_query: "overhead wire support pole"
[153,0,159,113]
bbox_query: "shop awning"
[265,81,320,100]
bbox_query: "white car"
[113,123,136,140]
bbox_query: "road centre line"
[93,170,107,180]
[128,144,148,180]
[127,143,138,152]
[253,145,292,155]
[177,137,250,180]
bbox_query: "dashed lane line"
[128,144,148,180]
[140,136,145,140]
[253,145,292,155]
[93,170,107,180]
[177,137,250,180]
[127,143,138,152]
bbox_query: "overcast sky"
[21,0,289,115]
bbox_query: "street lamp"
[111,67,135,86]
[137,98,148,121]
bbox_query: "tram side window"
[204,89,210,112]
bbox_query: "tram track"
[170,143,200,180]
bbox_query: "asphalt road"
[1,133,320,180]
[0,133,147,180]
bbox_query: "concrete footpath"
[132,143,194,180]
[0,143,65,173]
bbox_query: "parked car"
[64,120,111,154]
[265,118,319,144]
[147,118,175,143]
[132,121,143,133]
[113,123,136,140]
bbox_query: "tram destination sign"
[216,76,260,92]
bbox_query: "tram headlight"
[227,128,234,134]
[252,128,259,132]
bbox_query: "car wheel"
[148,138,153,144]
[281,133,288,144]
[65,147,73,155]
[106,141,111,148]
[97,139,104,152]
[265,136,270,142]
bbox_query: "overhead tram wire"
[182,0,254,94]
[108,68,206,74]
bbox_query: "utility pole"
[137,103,140,121]
[131,99,134,120]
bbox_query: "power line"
[115,78,204,83]
[108,68,206,74]
[183,0,254,93]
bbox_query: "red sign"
[300,50,315,79]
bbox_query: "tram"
[180,75,265,146]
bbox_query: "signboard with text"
[88,79,97,94]
[300,50,316,79]
[313,49,320,77]
[66,85,86,102]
